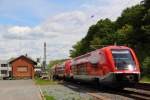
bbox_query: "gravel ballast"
[40,84,93,100]
[40,82,150,100]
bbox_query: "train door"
[89,51,101,76]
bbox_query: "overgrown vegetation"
[142,57,150,77]
[140,76,150,83]
[34,77,58,85]
[70,0,150,79]
[43,91,56,100]
[44,95,56,100]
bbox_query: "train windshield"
[111,50,136,70]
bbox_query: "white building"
[0,60,11,79]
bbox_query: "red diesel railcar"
[52,63,65,80]
[52,46,140,87]
[52,60,72,80]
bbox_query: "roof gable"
[9,55,37,65]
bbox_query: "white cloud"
[42,11,88,35]
[0,0,142,61]
[8,26,31,34]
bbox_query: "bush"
[142,57,150,77]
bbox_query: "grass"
[140,76,150,83]
[34,78,58,99]
[45,95,56,100]
[34,77,58,85]
[43,91,56,100]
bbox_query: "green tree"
[142,0,150,9]
[90,37,102,50]
[70,41,83,57]
[115,24,134,45]
[143,8,150,24]
[116,5,145,28]
[142,57,150,77]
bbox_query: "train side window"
[72,65,77,74]
[92,63,98,67]
[90,56,99,67]
[77,64,87,75]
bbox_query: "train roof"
[73,45,130,61]
[52,46,131,67]
[70,45,131,65]
[102,45,129,50]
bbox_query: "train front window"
[111,50,136,70]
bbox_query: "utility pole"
[43,42,46,71]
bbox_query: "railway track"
[121,89,150,100]
[87,93,111,100]
[61,81,150,100]
[134,83,150,91]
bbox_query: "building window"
[1,64,8,67]
[1,70,7,74]
[17,66,28,72]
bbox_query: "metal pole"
[43,42,46,71]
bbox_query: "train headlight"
[128,64,135,71]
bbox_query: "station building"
[9,55,37,79]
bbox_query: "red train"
[52,46,140,88]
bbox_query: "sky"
[0,0,142,62]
